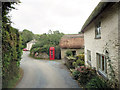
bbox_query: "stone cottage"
[59,34,84,59]
[26,39,36,50]
[81,2,120,86]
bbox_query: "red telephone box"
[49,47,55,60]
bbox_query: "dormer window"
[95,22,101,39]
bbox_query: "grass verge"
[7,68,24,88]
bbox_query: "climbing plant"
[103,42,119,88]
[105,50,119,88]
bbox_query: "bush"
[2,2,22,88]
[2,25,22,88]
[66,50,73,57]
[76,54,84,60]
[76,66,96,85]
[72,59,84,68]
[65,56,76,69]
[76,59,84,66]
[72,70,80,80]
[86,76,108,88]
[72,61,77,68]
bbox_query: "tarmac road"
[16,51,80,88]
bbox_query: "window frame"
[97,53,107,77]
[87,50,91,66]
[95,22,101,39]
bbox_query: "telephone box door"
[49,47,55,60]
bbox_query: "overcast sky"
[9,0,100,34]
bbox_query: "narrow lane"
[16,51,80,88]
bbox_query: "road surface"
[16,51,80,88]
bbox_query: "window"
[51,50,53,58]
[95,22,101,39]
[97,53,107,76]
[87,50,91,65]
[72,51,76,56]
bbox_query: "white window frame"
[87,50,91,65]
[95,22,101,39]
[97,53,107,77]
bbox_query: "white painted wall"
[84,4,119,79]
[26,43,35,50]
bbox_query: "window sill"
[87,60,91,66]
[98,70,107,79]
[95,37,101,39]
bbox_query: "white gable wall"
[26,42,35,50]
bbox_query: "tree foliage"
[30,30,64,59]
[20,29,34,48]
[2,2,22,88]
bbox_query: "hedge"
[2,2,22,88]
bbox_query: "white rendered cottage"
[26,39,36,50]
[81,2,120,87]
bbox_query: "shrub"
[65,56,76,69]
[72,59,85,68]
[76,54,84,60]
[76,59,84,66]
[2,22,22,88]
[72,70,80,80]
[72,61,77,68]
[106,79,119,88]
[86,76,108,88]
[76,66,96,85]
[66,50,73,57]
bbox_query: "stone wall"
[38,53,49,59]
[84,3,119,81]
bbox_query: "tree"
[48,29,52,34]
[21,29,34,48]
[30,30,64,59]
[34,34,41,40]
[53,30,60,34]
